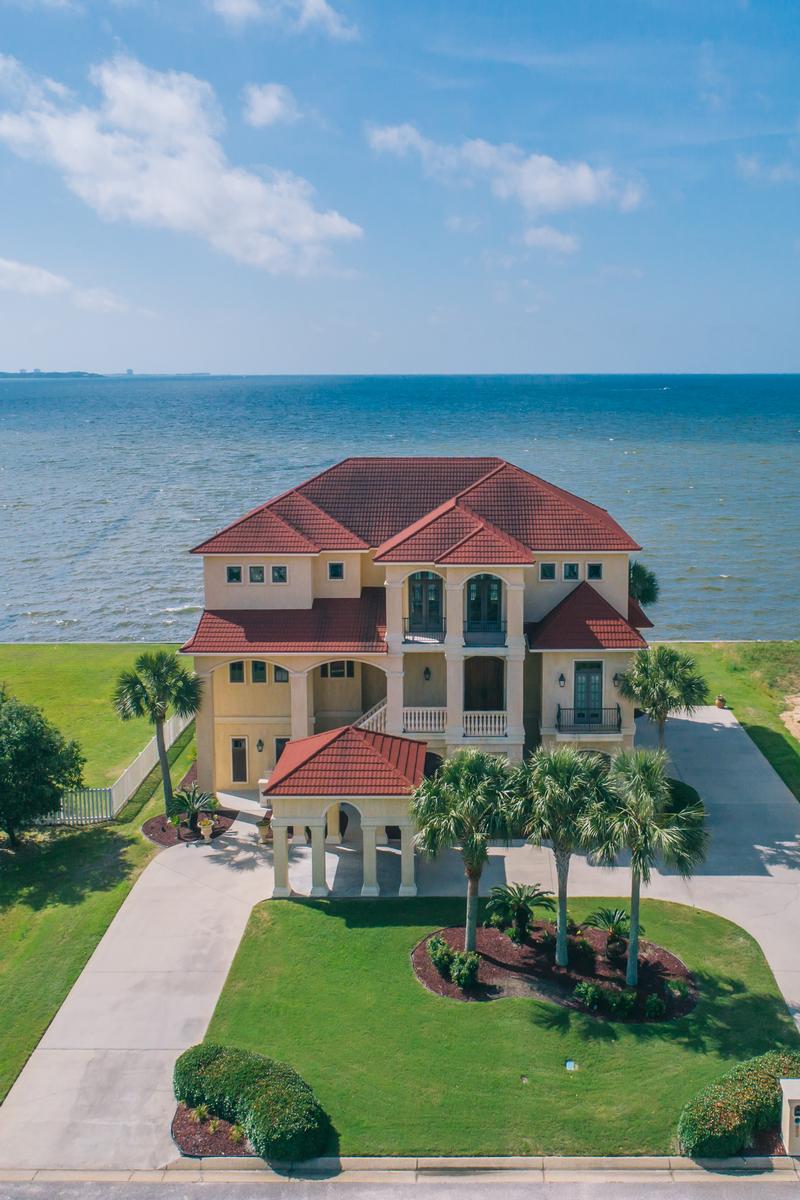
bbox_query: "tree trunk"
[554,848,570,967]
[626,869,641,987]
[188,807,199,834]
[464,867,481,951]
[155,719,173,815]
[4,822,18,848]
[658,718,666,751]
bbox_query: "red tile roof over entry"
[262,725,426,797]
[526,582,647,651]
[191,457,640,558]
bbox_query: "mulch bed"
[172,1103,253,1158]
[141,809,238,847]
[412,922,697,1020]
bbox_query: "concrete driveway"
[0,707,798,1171]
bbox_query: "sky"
[0,0,799,373]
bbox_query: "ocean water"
[0,374,798,643]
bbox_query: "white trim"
[230,735,249,784]
[587,562,604,581]
[270,564,289,585]
[535,647,638,654]
[248,565,266,585]
[562,561,581,582]
[225,565,243,584]
[539,562,557,582]
[327,560,346,582]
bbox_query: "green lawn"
[0,723,195,1103]
[207,896,799,1156]
[0,642,181,784]
[671,641,800,802]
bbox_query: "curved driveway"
[0,707,798,1170]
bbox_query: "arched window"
[406,571,444,640]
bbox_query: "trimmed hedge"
[677,1049,800,1157]
[174,1043,331,1161]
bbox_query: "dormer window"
[226,565,242,584]
[328,561,345,581]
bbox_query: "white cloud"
[0,256,127,310]
[736,152,800,184]
[243,82,300,127]
[0,54,362,275]
[367,122,643,219]
[523,224,578,254]
[210,0,358,40]
[445,214,480,233]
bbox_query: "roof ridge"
[267,725,349,789]
[453,460,509,502]
[271,488,369,549]
[454,501,534,558]
[190,497,318,555]
[358,728,426,787]
[372,497,460,559]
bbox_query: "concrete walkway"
[0,707,798,1171]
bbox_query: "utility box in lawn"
[779,1079,800,1155]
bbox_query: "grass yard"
[0,723,195,1103]
[672,641,800,803]
[0,642,181,784]
[207,896,799,1156]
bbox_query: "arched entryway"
[464,656,505,711]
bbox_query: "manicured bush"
[605,988,638,1018]
[573,981,602,1010]
[173,1043,330,1161]
[450,950,480,990]
[677,1050,800,1158]
[427,935,455,980]
[645,993,667,1019]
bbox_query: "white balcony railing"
[403,706,447,733]
[356,699,387,733]
[463,710,507,737]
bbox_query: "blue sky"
[0,0,798,373]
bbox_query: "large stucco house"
[181,456,651,896]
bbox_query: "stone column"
[194,668,215,792]
[445,650,465,743]
[290,670,311,741]
[361,824,380,897]
[272,822,290,898]
[309,823,328,897]
[385,668,405,736]
[444,582,464,649]
[375,826,388,845]
[505,582,526,651]
[399,825,417,897]
[384,577,405,652]
[506,654,526,738]
[326,803,340,844]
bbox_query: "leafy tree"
[485,882,555,942]
[594,749,707,986]
[113,650,202,813]
[410,749,513,951]
[0,686,84,846]
[510,747,611,967]
[167,782,219,835]
[629,560,660,607]
[618,645,709,750]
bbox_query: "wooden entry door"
[464,657,504,711]
[231,737,248,783]
[574,662,603,724]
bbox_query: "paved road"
[0,707,798,1171]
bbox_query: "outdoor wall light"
[558,673,566,688]
[612,673,621,687]
[256,738,265,752]
[423,666,432,681]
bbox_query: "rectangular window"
[229,660,245,684]
[539,562,556,581]
[327,561,345,581]
[587,562,603,580]
[275,737,290,762]
[321,660,354,679]
[226,565,242,584]
[271,565,288,584]
[251,660,268,684]
[274,666,289,683]
[231,737,248,783]
[563,563,580,581]
[248,565,265,584]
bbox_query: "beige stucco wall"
[269,794,413,827]
[203,555,314,610]
[213,660,292,717]
[213,717,292,788]
[403,652,447,707]
[311,661,364,731]
[360,552,386,587]
[311,552,365,598]
[538,649,636,734]
[523,555,629,622]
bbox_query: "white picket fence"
[38,710,194,827]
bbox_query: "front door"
[408,572,443,632]
[466,574,502,630]
[231,737,248,783]
[574,662,603,724]
[464,657,505,710]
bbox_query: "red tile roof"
[526,582,648,651]
[181,588,387,655]
[627,595,654,629]
[373,500,533,565]
[262,725,426,797]
[191,457,639,557]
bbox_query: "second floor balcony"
[556,704,622,734]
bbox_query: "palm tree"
[113,650,203,813]
[629,560,660,607]
[167,782,218,835]
[511,747,611,967]
[410,749,513,951]
[618,645,708,750]
[485,882,555,942]
[594,749,707,986]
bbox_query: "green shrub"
[645,993,667,1019]
[570,936,595,973]
[667,978,689,1001]
[427,935,455,980]
[173,1043,330,1161]
[573,981,602,1010]
[450,950,480,990]
[677,1050,800,1158]
[605,988,638,1018]
[538,929,556,952]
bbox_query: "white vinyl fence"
[38,711,194,827]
